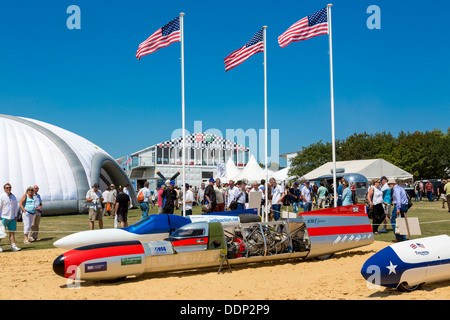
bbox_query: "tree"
[288,128,450,180]
[288,140,332,178]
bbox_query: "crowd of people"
[366,176,450,242]
[1,176,449,251]
[134,177,361,222]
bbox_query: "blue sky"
[1,0,449,166]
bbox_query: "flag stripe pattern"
[136,17,180,60]
[278,7,328,48]
[224,29,264,72]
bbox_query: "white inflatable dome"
[0,114,136,214]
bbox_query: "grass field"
[1,200,449,252]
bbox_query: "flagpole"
[327,4,337,207]
[263,26,268,222]
[180,12,186,217]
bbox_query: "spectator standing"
[162,181,178,214]
[444,180,450,213]
[138,181,152,220]
[414,182,419,202]
[123,184,132,209]
[341,180,352,206]
[184,184,194,216]
[317,182,328,209]
[197,183,205,205]
[102,186,110,216]
[20,186,36,244]
[269,178,283,220]
[350,181,357,204]
[115,187,130,228]
[301,180,313,212]
[425,180,434,202]
[108,184,117,217]
[438,180,447,209]
[86,183,104,230]
[289,182,301,214]
[214,178,225,212]
[280,185,291,213]
[204,178,217,213]
[418,180,424,202]
[157,185,166,214]
[367,178,385,234]
[390,179,409,242]
[29,185,42,242]
[226,180,239,210]
[0,183,21,252]
[380,176,392,234]
[336,180,343,207]
[235,181,247,210]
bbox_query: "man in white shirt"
[269,178,283,221]
[86,183,104,230]
[301,180,312,212]
[226,180,240,210]
[102,186,111,216]
[197,183,205,205]
[0,183,21,252]
[184,184,194,216]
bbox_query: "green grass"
[1,200,449,252]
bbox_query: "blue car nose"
[361,246,403,289]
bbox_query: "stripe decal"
[308,224,373,237]
[63,243,145,276]
[171,237,208,247]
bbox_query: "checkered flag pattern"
[156,133,249,151]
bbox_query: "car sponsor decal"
[85,261,107,273]
[121,256,142,266]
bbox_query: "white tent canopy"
[230,155,272,183]
[0,114,136,214]
[225,157,240,181]
[302,159,413,181]
[271,167,294,182]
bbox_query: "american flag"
[278,7,328,48]
[136,17,180,60]
[224,28,264,72]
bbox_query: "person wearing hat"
[86,183,104,230]
[184,183,194,216]
[389,179,408,242]
[204,178,216,213]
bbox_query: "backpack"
[137,189,144,203]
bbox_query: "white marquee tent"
[230,155,272,183]
[302,159,413,181]
[0,114,136,214]
[271,167,294,182]
[225,157,240,181]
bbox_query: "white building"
[127,133,250,189]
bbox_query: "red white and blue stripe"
[278,7,328,48]
[224,28,264,72]
[136,16,180,60]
